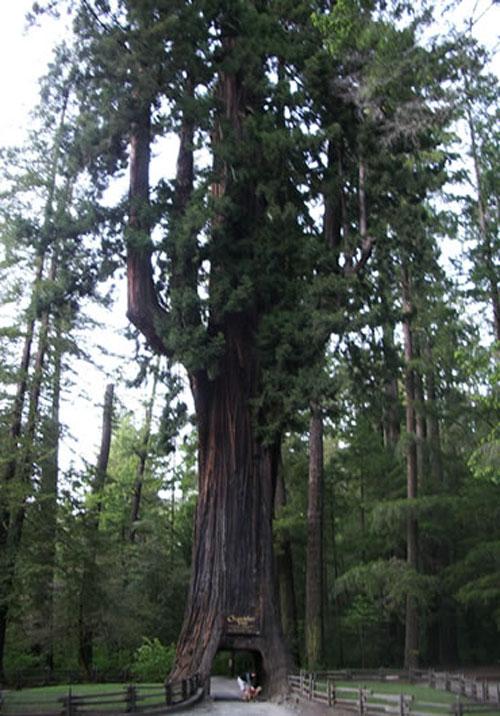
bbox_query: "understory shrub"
[131,638,175,682]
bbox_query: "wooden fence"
[288,673,499,716]
[300,670,500,707]
[0,674,204,715]
[425,672,500,706]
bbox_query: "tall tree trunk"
[402,270,419,670]
[305,406,324,669]
[0,88,68,679]
[381,318,400,449]
[0,253,45,680]
[464,87,499,342]
[130,361,159,542]
[414,338,427,490]
[423,340,458,665]
[0,252,56,679]
[274,457,299,663]
[31,317,63,671]
[328,475,344,667]
[125,27,292,692]
[78,383,114,679]
[424,339,444,490]
[171,319,292,693]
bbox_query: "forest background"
[0,0,499,686]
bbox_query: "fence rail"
[288,673,499,716]
[297,669,500,707]
[0,674,205,715]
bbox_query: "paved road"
[186,677,333,715]
[184,677,300,715]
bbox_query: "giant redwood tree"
[37,0,456,690]
[91,0,321,691]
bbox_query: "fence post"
[64,687,74,716]
[181,679,188,701]
[327,678,335,707]
[358,687,364,716]
[398,693,405,716]
[482,681,488,702]
[165,682,173,705]
[454,696,463,716]
[126,684,137,712]
[308,674,313,700]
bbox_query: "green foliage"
[343,595,381,634]
[1,0,500,680]
[335,559,438,616]
[131,638,175,683]
[3,648,42,677]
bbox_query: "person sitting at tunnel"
[237,671,262,701]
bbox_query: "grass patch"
[318,680,500,716]
[338,680,457,702]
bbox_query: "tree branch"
[126,103,171,356]
[344,156,376,276]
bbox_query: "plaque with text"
[225,614,261,636]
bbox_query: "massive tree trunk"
[125,19,292,693]
[171,319,292,693]
[402,270,419,670]
[305,406,324,669]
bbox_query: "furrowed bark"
[171,317,292,693]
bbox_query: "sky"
[0,0,498,471]
[0,4,144,471]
